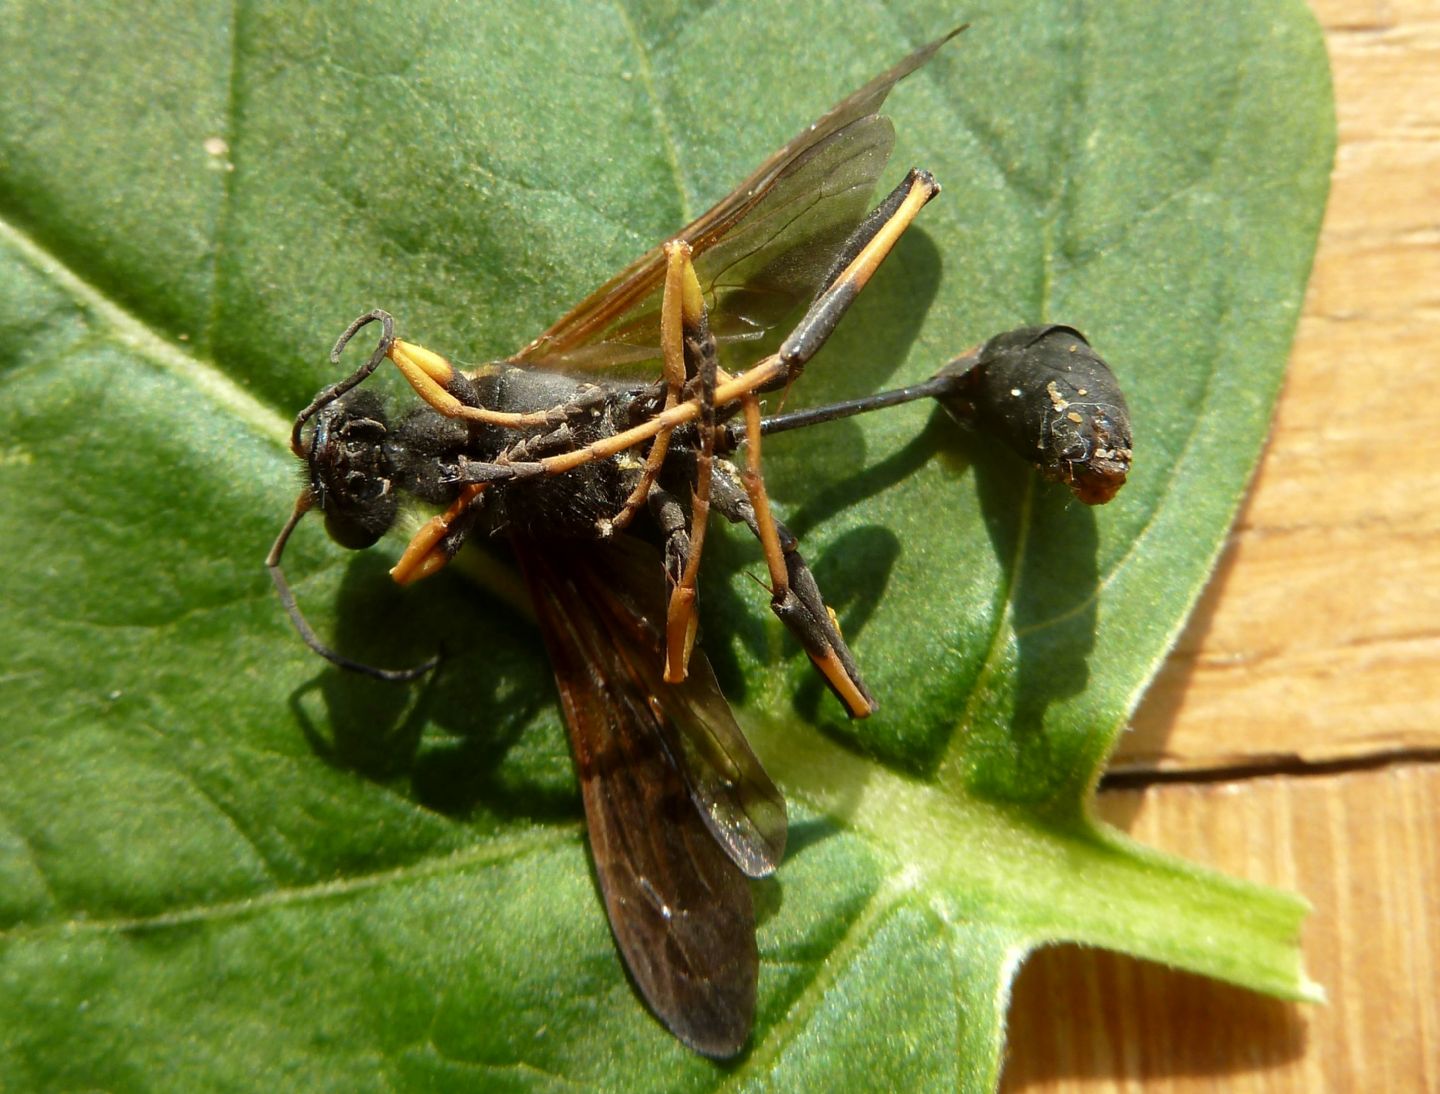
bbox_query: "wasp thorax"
[308,390,398,549]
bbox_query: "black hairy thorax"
[388,364,662,541]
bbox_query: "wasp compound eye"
[933,324,1132,505]
[308,389,399,549]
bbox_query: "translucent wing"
[511,26,964,372]
[518,538,786,1056]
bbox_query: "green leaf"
[0,0,1332,1089]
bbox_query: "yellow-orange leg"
[539,169,939,480]
[604,240,694,537]
[390,483,488,586]
[662,406,718,682]
[661,397,721,681]
[389,340,609,431]
[735,395,874,717]
[661,260,722,682]
[661,172,939,686]
[778,168,938,374]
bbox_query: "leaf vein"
[0,828,576,942]
[722,872,911,1080]
[611,0,694,223]
[0,215,288,447]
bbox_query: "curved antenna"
[288,309,396,457]
[272,309,438,680]
[267,464,439,684]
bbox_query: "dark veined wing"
[524,114,895,372]
[510,25,965,372]
[579,537,786,873]
[516,537,786,1057]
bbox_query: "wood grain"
[1118,0,1440,773]
[1004,767,1440,1092]
[1002,3,1439,1089]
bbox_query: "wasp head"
[303,389,399,550]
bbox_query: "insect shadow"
[289,552,581,825]
[968,439,1103,804]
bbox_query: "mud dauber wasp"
[267,26,1130,1058]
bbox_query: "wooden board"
[1005,767,1439,1092]
[1003,3,1440,1089]
[1118,0,1440,773]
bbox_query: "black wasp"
[268,26,1131,1058]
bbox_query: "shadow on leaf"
[291,550,580,824]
